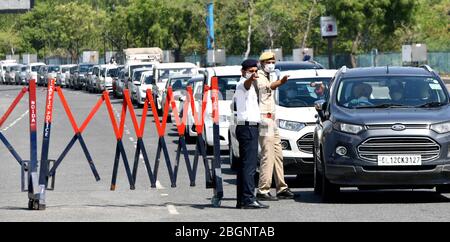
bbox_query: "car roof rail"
[420,65,433,73]
[339,66,348,73]
[420,65,438,77]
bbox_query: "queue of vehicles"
[2,53,449,201]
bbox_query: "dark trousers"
[236,125,259,205]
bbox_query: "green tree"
[324,0,419,67]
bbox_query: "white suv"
[229,69,337,176]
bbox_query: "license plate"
[377,155,422,166]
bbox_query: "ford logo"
[392,124,406,131]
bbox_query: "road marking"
[167,204,179,215]
[1,111,28,132]
[161,193,169,197]
[129,137,135,142]
[156,180,165,190]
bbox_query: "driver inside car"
[345,83,373,107]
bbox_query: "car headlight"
[277,119,306,132]
[431,122,450,134]
[335,122,365,134]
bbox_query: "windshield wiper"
[415,102,447,108]
[355,103,410,109]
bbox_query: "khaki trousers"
[257,116,288,195]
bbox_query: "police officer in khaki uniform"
[255,52,295,201]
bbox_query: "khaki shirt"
[255,70,276,114]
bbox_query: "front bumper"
[326,164,450,186]
[323,128,450,186]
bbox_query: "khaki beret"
[259,52,275,61]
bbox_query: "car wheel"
[436,185,450,194]
[321,167,340,202]
[229,133,238,171]
[185,126,195,144]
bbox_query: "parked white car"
[128,67,153,104]
[135,71,154,108]
[56,64,74,87]
[229,69,337,176]
[160,75,194,121]
[151,62,198,113]
[26,62,46,84]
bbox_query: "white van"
[1,60,19,84]
[151,63,198,113]
[26,62,46,83]
[229,69,337,176]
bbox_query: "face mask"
[264,64,275,73]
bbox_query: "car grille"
[358,137,440,162]
[366,124,429,130]
[297,133,314,154]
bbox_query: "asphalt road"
[1,84,450,222]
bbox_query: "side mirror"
[315,100,327,120]
[315,100,326,111]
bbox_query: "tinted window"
[48,66,60,72]
[143,75,153,84]
[107,68,119,77]
[79,65,93,73]
[32,65,43,72]
[337,76,448,109]
[276,78,331,107]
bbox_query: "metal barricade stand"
[0,84,30,193]
[48,85,102,182]
[186,85,216,188]
[103,91,135,191]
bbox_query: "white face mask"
[264,63,276,73]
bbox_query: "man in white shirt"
[233,59,269,209]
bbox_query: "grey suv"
[314,66,450,201]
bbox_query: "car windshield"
[218,76,240,100]
[48,66,60,72]
[276,78,331,107]
[21,66,27,71]
[11,66,21,71]
[143,75,153,84]
[133,70,148,81]
[337,76,449,109]
[79,65,92,73]
[31,65,43,72]
[275,62,324,71]
[130,65,153,75]
[159,68,195,82]
[169,77,190,91]
[107,68,119,77]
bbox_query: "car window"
[276,78,331,107]
[158,68,196,82]
[217,76,240,100]
[169,77,190,91]
[143,75,153,84]
[337,76,448,109]
[48,66,61,72]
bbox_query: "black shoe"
[256,193,279,201]
[242,201,270,209]
[277,189,295,199]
